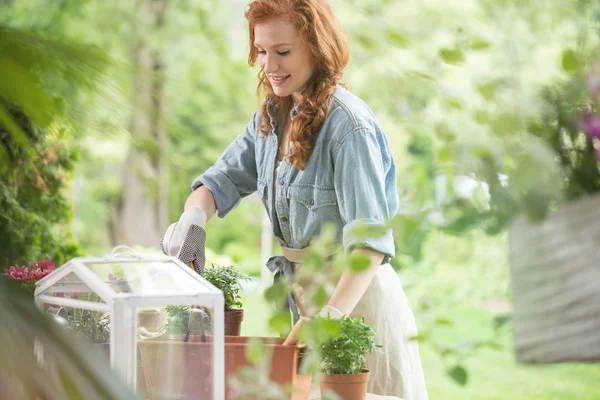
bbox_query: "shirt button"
[279,179,284,186]
[309,199,315,206]
[272,137,276,144]
[281,217,288,222]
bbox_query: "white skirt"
[349,264,429,400]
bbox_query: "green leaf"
[474,109,490,124]
[268,311,292,335]
[384,29,408,47]
[435,123,456,142]
[311,285,329,309]
[437,146,454,163]
[355,33,375,49]
[478,82,496,101]
[408,333,428,342]
[491,112,518,136]
[264,281,289,304]
[447,365,468,386]
[245,337,264,365]
[561,48,579,73]
[492,314,512,330]
[407,71,436,82]
[348,253,370,272]
[439,47,464,64]
[469,39,491,50]
[472,185,490,211]
[434,317,454,326]
[58,365,85,399]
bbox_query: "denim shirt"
[192,86,398,263]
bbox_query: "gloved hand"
[318,304,344,319]
[160,206,207,275]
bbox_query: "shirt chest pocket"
[287,183,340,244]
[287,184,337,211]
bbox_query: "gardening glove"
[318,304,343,319]
[160,206,207,275]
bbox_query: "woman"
[161,0,428,398]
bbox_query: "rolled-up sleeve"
[333,127,396,264]
[191,112,259,218]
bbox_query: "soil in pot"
[320,370,370,400]
[224,309,243,336]
[138,335,311,400]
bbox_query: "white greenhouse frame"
[34,246,225,399]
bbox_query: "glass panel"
[137,305,215,399]
[83,261,206,296]
[41,300,111,346]
[39,272,104,303]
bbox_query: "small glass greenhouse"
[34,246,225,400]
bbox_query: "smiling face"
[254,18,315,105]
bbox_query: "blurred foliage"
[0,103,82,269]
[0,17,111,270]
[3,0,600,395]
[0,278,139,399]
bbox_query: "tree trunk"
[112,0,168,247]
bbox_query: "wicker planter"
[508,194,600,363]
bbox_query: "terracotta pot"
[91,343,148,397]
[138,335,311,400]
[320,370,370,400]
[224,309,244,336]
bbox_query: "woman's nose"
[263,54,278,73]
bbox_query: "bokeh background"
[2,0,600,398]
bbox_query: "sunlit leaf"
[434,317,454,326]
[478,82,497,101]
[437,146,454,163]
[469,39,491,50]
[439,47,464,64]
[474,109,490,124]
[384,29,408,47]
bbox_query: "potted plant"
[203,264,250,336]
[316,315,380,400]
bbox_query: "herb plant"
[318,316,380,375]
[203,264,250,311]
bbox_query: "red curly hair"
[245,0,349,170]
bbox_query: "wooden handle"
[283,316,309,346]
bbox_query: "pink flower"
[4,260,55,282]
[575,108,600,141]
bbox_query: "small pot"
[320,370,370,400]
[224,309,244,336]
